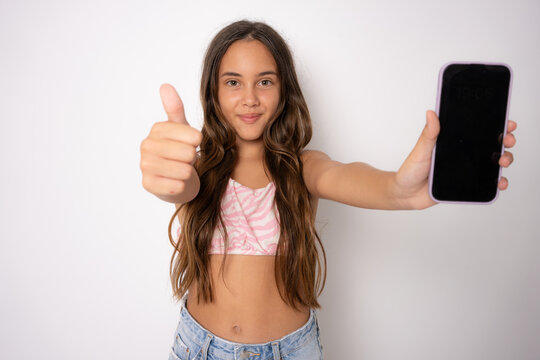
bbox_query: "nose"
[242,86,259,107]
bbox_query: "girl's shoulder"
[301,149,343,199]
[301,148,328,161]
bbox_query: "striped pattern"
[208,177,280,255]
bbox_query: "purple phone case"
[428,61,513,205]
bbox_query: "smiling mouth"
[238,114,261,123]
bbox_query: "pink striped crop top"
[208,177,281,256]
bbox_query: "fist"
[140,83,202,198]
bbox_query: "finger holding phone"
[140,83,202,204]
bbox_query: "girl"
[140,20,517,360]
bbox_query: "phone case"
[428,61,513,205]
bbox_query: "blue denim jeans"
[168,291,324,360]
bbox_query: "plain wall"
[1,0,539,359]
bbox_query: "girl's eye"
[260,79,272,86]
[226,80,239,87]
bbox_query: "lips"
[238,113,261,124]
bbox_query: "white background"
[1,0,539,359]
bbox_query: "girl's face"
[217,39,280,145]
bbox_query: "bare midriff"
[186,254,311,344]
[182,167,319,344]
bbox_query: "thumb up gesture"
[140,84,202,203]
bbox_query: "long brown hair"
[167,20,327,311]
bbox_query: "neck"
[236,138,264,162]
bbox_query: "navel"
[232,324,241,334]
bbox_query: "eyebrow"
[220,71,278,78]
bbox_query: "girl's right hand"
[140,83,203,200]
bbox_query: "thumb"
[159,83,189,125]
[410,110,440,162]
[423,110,440,143]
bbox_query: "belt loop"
[271,341,281,360]
[201,333,213,360]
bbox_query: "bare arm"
[302,150,402,210]
[302,111,517,210]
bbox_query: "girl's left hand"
[393,110,517,210]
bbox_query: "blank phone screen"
[432,64,511,202]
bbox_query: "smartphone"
[428,62,513,204]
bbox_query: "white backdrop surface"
[1,0,539,359]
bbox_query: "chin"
[235,130,264,142]
[238,135,264,142]
[234,126,265,140]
